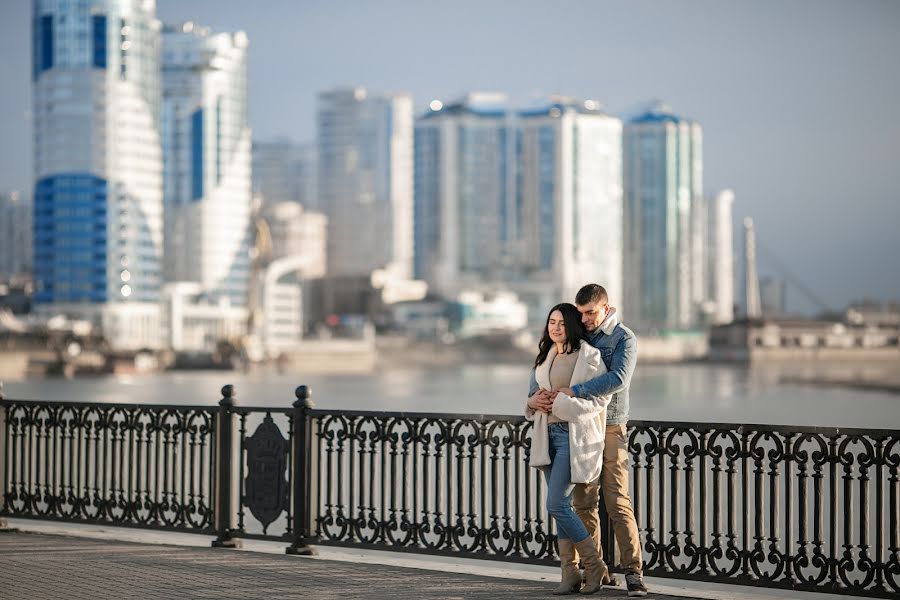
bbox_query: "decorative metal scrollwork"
[1,400,216,533]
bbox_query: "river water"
[2,362,898,429]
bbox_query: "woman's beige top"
[547,349,578,423]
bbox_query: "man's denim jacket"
[528,309,637,425]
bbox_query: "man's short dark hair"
[575,284,608,306]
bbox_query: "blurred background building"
[158,21,252,355]
[160,281,246,352]
[0,191,32,281]
[511,97,623,324]
[413,93,511,298]
[704,189,735,324]
[413,94,624,328]
[250,135,325,354]
[252,139,316,210]
[623,103,703,331]
[161,22,252,310]
[31,0,164,350]
[262,201,326,271]
[742,216,762,319]
[257,200,327,348]
[316,87,419,316]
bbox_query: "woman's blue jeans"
[545,422,590,542]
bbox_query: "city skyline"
[2,1,899,314]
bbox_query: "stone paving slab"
[0,531,691,599]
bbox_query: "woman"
[526,303,612,595]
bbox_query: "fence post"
[212,384,241,548]
[598,494,616,571]
[286,385,317,555]
[0,382,8,530]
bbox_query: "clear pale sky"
[2,0,898,314]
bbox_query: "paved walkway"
[1,530,689,600]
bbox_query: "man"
[556,283,647,597]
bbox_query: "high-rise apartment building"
[414,93,512,297]
[32,0,163,349]
[252,139,316,209]
[743,217,762,318]
[0,191,32,280]
[514,98,623,319]
[161,22,251,309]
[706,189,735,324]
[317,87,414,313]
[623,104,703,329]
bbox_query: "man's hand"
[555,387,574,397]
[527,388,554,413]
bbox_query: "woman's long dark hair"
[534,302,588,368]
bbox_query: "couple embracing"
[526,284,647,596]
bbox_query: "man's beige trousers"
[572,423,643,574]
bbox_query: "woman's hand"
[527,388,554,413]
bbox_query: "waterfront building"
[623,103,703,330]
[846,302,900,327]
[0,191,32,281]
[448,290,528,339]
[161,281,246,352]
[709,317,900,362]
[317,87,414,315]
[414,93,512,298]
[385,291,528,342]
[252,139,316,209]
[161,22,252,310]
[32,0,164,350]
[513,97,623,323]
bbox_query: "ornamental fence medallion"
[244,414,289,532]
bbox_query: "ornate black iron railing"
[619,422,899,597]
[1,386,898,598]
[0,399,217,533]
[306,409,550,562]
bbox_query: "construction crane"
[242,199,274,362]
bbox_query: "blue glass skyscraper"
[32,0,163,349]
[623,104,703,329]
